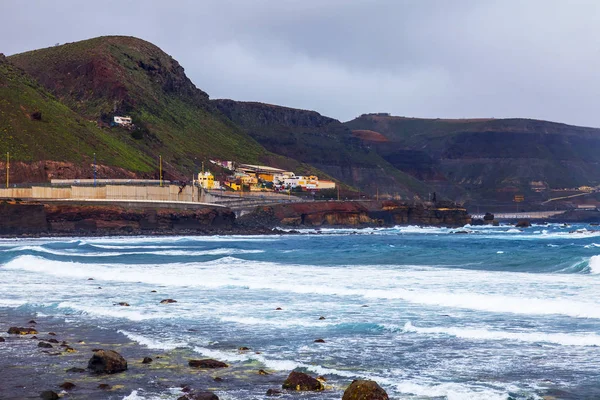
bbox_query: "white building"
[113,116,133,126]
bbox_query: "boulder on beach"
[7,326,38,335]
[142,357,153,364]
[40,391,59,400]
[342,380,389,400]
[160,299,177,304]
[188,359,228,368]
[87,349,128,373]
[59,382,76,390]
[282,371,324,391]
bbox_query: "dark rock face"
[282,371,324,391]
[188,359,228,368]
[87,349,128,374]
[7,327,38,335]
[0,204,48,235]
[0,202,236,236]
[342,380,389,400]
[239,200,470,228]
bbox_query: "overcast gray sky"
[1,0,600,126]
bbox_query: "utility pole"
[5,152,9,188]
[93,152,97,187]
[159,155,163,187]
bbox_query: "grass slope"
[0,55,153,172]
[8,36,266,176]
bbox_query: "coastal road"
[470,210,567,220]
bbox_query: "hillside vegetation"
[8,36,266,177]
[0,54,153,172]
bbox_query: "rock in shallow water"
[7,326,38,335]
[38,341,53,348]
[59,382,76,390]
[142,357,153,364]
[87,349,128,373]
[178,392,219,400]
[342,379,389,400]
[160,298,177,304]
[188,359,228,368]
[282,371,324,391]
[40,391,59,400]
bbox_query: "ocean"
[1,223,600,399]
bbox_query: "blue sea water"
[2,223,600,399]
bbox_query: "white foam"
[403,321,600,346]
[192,345,357,378]
[57,302,173,321]
[118,330,189,350]
[589,255,600,274]
[220,315,333,328]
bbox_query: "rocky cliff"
[345,114,600,204]
[237,201,470,228]
[213,100,429,197]
[0,202,235,235]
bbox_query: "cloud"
[1,0,600,126]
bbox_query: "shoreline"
[0,308,335,400]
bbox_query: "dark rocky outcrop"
[188,359,228,368]
[282,371,324,391]
[515,220,531,228]
[342,380,389,400]
[239,200,470,228]
[7,327,38,335]
[87,349,128,373]
[0,202,236,236]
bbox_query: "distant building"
[318,180,336,190]
[210,160,235,171]
[197,172,216,189]
[112,116,133,126]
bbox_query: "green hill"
[0,53,153,173]
[7,36,267,179]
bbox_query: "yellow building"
[197,172,215,189]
